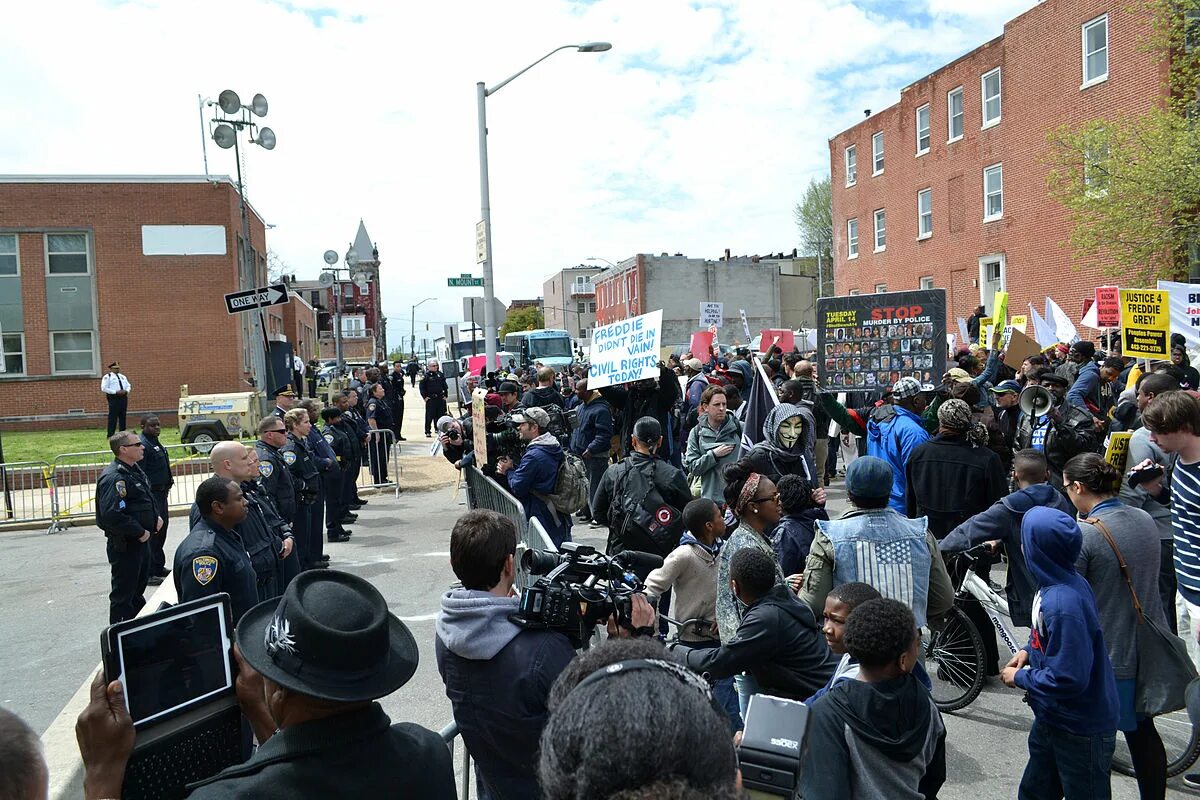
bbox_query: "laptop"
[101,594,246,800]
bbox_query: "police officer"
[387,361,408,442]
[255,416,297,532]
[245,448,301,589]
[174,477,258,622]
[321,406,352,543]
[299,399,351,545]
[272,384,298,419]
[419,360,449,437]
[96,431,159,623]
[101,362,131,437]
[282,408,324,570]
[337,391,369,510]
[365,383,393,485]
[138,414,173,586]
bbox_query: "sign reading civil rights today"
[1120,289,1171,359]
[817,289,947,393]
[588,309,663,389]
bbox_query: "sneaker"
[589,520,604,528]
[1184,774,1200,789]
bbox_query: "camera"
[511,542,663,649]
[737,694,810,798]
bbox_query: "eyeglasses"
[120,441,144,449]
[752,492,780,503]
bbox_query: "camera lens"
[522,549,563,576]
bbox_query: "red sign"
[759,328,794,353]
[1094,286,1120,328]
[689,331,714,364]
[466,354,501,376]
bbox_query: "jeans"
[1017,719,1115,800]
[734,672,761,719]
[581,454,608,517]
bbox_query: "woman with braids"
[1066,452,1169,800]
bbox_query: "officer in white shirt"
[101,362,131,437]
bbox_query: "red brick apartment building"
[0,175,299,430]
[829,0,1167,329]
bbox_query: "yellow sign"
[1010,314,1027,334]
[992,291,1009,335]
[977,317,992,346]
[1105,431,1133,473]
[1119,289,1170,359]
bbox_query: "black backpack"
[613,460,684,558]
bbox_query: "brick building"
[0,175,284,430]
[829,0,1167,331]
[542,265,601,344]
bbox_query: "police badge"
[192,556,218,586]
[115,480,127,498]
[282,451,297,465]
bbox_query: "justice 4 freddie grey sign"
[588,310,663,389]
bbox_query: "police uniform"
[282,432,321,569]
[419,369,449,437]
[101,364,131,437]
[304,424,342,544]
[245,478,301,588]
[340,406,369,508]
[189,485,285,601]
[95,459,156,623]
[173,516,259,623]
[321,422,352,541]
[272,384,297,420]
[365,395,392,484]
[138,431,173,579]
[387,369,407,441]
[255,439,296,524]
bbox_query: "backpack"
[535,451,590,522]
[614,460,685,557]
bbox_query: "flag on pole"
[1029,303,1057,347]
[741,356,779,452]
[1046,298,1081,345]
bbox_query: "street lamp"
[207,89,277,406]
[318,244,372,378]
[477,42,611,368]
[411,297,435,359]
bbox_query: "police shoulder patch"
[282,450,297,465]
[324,433,335,444]
[193,555,218,586]
[368,402,377,412]
[259,461,274,478]
[115,480,127,498]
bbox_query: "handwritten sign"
[1120,289,1171,359]
[759,328,794,354]
[739,308,751,339]
[588,309,663,389]
[471,388,488,459]
[700,302,724,328]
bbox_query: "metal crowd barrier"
[0,460,56,524]
[440,721,473,800]
[462,466,558,592]
[362,428,401,498]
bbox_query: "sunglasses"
[120,441,144,449]
[266,428,286,434]
[752,492,780,503]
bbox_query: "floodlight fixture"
[218,89,242,115]
[323,249,339,265]
[577,42,612,52]
[251,93,269,117]
[319,271,336,288]
[255,127,276,150]
[212,124,236,149]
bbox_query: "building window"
[1,333,24,375]
[875,283,888,293]
[845,145,857,186]
[588,301,596,312]
[341,316,365,336]
[847,218,859,259]
[983,164,1004,221]
[917,189,933,238]
[920,275,935,290]
[873,209,886,252]
[579,328,587,338]
[51,330,95,374]
[577,302,586,313]
[0,234,16,276]
[46,233,89,275]
[981,68,1001,128]
[849,289,861,296]
[947,87,964,141]
[916,105,931,155]
[1083,15,1109,86]
[872,132,884,175]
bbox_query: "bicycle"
[925,544,1200,777]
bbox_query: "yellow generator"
[177,385,264,453]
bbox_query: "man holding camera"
[496,407,572,546]
[436,510,576,800]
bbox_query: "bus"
[503,328,575,368]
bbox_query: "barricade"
[463,466,559,591]
[0,460,55,525]
[361,428,400,498]
[439,720,474,800]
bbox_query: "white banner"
[739,308,751,340]
[1158,280,1200,351]
[588,309,663,389]
[700,302,724,328]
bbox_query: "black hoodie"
[801,673,946,800]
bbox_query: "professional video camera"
[486,413,525,462]
[511,542,662,649]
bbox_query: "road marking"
[399,613,438,622]
[415,551,450,558]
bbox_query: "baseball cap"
[892,376,935,399]
[990,379,1021,395]
[683,358,704,371]
[845,456,893,500]
[511,407,551,429]
[944,367,973,384]
[498,381,520,394]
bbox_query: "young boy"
[770,474,830,576]
[1002,506,1118,798]
[802,598,947,800]
[805,581,881,703]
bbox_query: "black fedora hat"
[236,570,418,703]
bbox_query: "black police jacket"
[420,372,449,400]
[189,494,280,590]
[366,396,393,429]
[137,434,173,491]
[173,516,259,623]
[387,371,407,401]
[335,415,362,458]
[256,440,297,522]
[95,460,156,543]
[321,424,351,465]
[282,433,320,498]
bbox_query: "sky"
[0,0,1038,350]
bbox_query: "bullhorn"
[1019,385,1053,417]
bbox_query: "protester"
[801,598,947,800]
[679,357,710,441]
[683,385,742,502]
[806,581,882,703]
[436,511,575,799]
[769,473,829,576]
[567,379,612,525]
[987,379,1022,469]
[598,365,680,461]
[744,401,819,484]
[967,305,986,341]
[867,377,933,512]
[1015,370,1099,487]
[521,366,566,410]
[1001,506,1119,800]
[496,407,572,547]
[1065,341,1100,412]
[1172,343,1200,390]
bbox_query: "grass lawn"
[1,426,183,465]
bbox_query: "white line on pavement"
[398,613,438,622]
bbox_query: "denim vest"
[816,508,933,627]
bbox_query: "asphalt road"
[0,465,1187,798]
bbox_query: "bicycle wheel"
[1110,709,1200,778]
[925,605,987,712]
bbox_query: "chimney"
[724,248,731,261]
[863,109,871,118]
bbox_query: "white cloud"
[0,0,1037,347]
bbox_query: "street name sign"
[224,283,289,314]
[448,273,484,287]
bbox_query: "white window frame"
[1082,14,1109,88]
[849,289,861,296]
[873,209,886,252]
[981,67,1002,129]
[44,232,91,276]
[871,131,885,175]
[0,233,18,277]
[875,283,888,293]
[983,163,1004,221]
[50,330,97,375]
[920,276,935,290]
[915,104,931,156]
[845,145,857,186]
[917,189,933,239]
[947,87,964,142]
[978,254,1007,309]
[847,218,859,259]
[1,331,25,376]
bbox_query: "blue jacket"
[305,426,337,472]
[1013,507,1118,736]
[1066,360,1100,412]
[504,434,571,546]
[866,405,930,513]
[770,509,829,577]
[569,396,613,457]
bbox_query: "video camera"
[486,412,526,462]
[511,542,662,649]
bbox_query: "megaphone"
[1019,385,1053,417]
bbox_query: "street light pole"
[476,42,611,371]
[411,296,435,359]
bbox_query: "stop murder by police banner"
[817,289,947,393]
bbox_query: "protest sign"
[466,354,502,377]
[816,289,946,393]
[700,302,724,328]
[1003,329,1042,369]
[1105,432,1133,473]
[1157,280,1200,351]
[689,331,714,364]
[471,388,488,459]
[992,291,1008,333]
[588,309,663,389]
[957,318,970,346]
[759,328,794,353]
[1095,286,1120,328]
[1119,289,1171,359]
[976,317,991,346]
[1010,314,1028,334]
[739,308,752,340]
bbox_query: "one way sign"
[225,284,289,314]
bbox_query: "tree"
[1045,0,1200,283]
[388,346,408,363]
[499,306,544,337]
[267,248,290,283]
[793,176,834,296]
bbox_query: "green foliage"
[793,176,834,295]
[387,346,409,363]
[499,306,544,337]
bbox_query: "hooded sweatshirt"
[503,431,571,546]
[1013,507,1118,736]
[746,402,817,483]
[801,673,946,800]
[867,403,930,513]
[435,589,575,800]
